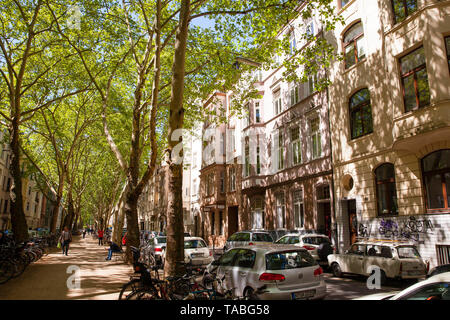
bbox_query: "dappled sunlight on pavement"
[0,236,132,300]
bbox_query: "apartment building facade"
[328,0,450,268]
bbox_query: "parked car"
[428,264,450,278]
[223,231,273,252]
[354,271,450,300]
[328,240,427,284]
[275,233,335,266]
[267,229,289,242]
[160,237,213,269]
[205,244,326,300]
[183,237,213,268]
[146,236,167,264]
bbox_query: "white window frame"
[309,117,322,160]
[252,198,265,229]
[290,125,302,166]
[273,89,282,115]
[276,193,286,229]
[293,189,304,229]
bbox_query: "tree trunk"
[164,0,190,277]
[124,192,140,262]
[8,118,29,243]
[50,182,64,233]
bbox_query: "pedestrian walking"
[98,229,104,246]
[82,229,86,239]
[59,226,72,256]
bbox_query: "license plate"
[292,289,316,300]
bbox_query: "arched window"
[422,150,450,211]
[375,163,398,216]
[349,88,373,139]
[343,22,365,69]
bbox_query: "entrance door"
[347,200,357,245]
[228,206,239,236]
[317,202,332,238]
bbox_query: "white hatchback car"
[205,244,327,300]
[160,237,213,268]
[328,240,427,284]
[355,271,450,300]
[275,233,335,266]
[183,237,213,268]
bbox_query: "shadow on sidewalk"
[0,236,133,300]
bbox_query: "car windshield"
[156,237,166,244]
[252,233,273,242]
[303,237,331,245]
[184,240,207,249]
[397,246,421,259]
[266,250,316,270]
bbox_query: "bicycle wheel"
[118,279,143,300]
[11,256,27,278]
[0,260,14,284]
[126,287,160,300]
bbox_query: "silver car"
[223,231,273,252]
[145,236,167,264]
[275,233,335,266]
[206,244,327,300]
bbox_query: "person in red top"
[122,232,127,246]
[98,229,104,246]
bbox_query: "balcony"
[392,101,450,153]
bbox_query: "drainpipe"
[321,30,339,253]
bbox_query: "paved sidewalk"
[0,235,132,300]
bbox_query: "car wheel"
[244,287,258,300]
[332,263,343,278]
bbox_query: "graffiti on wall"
[358,216,434,242]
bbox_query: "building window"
[229,167,236,192]
[289,30,296,56]
[343,21,365,69]
[220,171,225,193]
[252,198,265,229]
[400,46,430,112]
[310,118,321,160]
[256,145,261,175]
[211,212,215,235]
[255,102,261,123]
[391,0,418,24]
[422,150,450,211]
[290,83,300,106]
[276,194,286,229]
[349,88,373,139]
[445,36,450,73]
[275,129,284,170]
[375,163,398,216]
[219,211,224,235]
[273,88,282,115]
[290,126,302,166]
[244,139,250,177]
[293,190,304,229]
[207,173,214,195]
[339,0,350,9]
[306,19,315,37]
